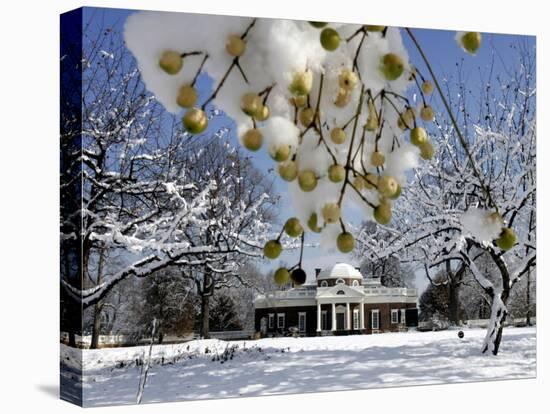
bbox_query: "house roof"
[317,263,363,280]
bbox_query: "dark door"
[406,308,418,327]
[336,313,345,330]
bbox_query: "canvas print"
[60,7,536,407]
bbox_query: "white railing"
[256,289,317,300]
[255,287,417,301]
[364,287,417,297]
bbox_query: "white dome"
[317,263,363,280]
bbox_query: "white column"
[331,302,336,331]
[317,302,321,332]
[345,302,351,330]
[360,301,365,329]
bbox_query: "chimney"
[315,268,321,277]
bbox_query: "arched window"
[352,280,360,287]
[336,278,345,285]
[320,280,328,287]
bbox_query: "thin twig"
[405,27,499,213]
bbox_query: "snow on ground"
[61,327,536,407]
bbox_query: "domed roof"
[317,263,363,280]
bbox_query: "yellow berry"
[298,170,317,192]
[176,84,198,108]
[226,34,246,57]
[339,68,358,91]
[334,88,352,107]
[337,232,355,253]
[264,240,282,259]
[461,32,482,54]
[307,213,322,233]
[274,267,290,285]
[309,22,328,28]
[364,25,385,32]
[371,151,385,167]
[330,128,346,144]
[420,105,435,122]
[320,28,340,51]
[421,80,434,95]
[183,108,208,134]
[291,95,307,107]
[284,217,304,237]
[328,164,345,182]
[299,107,316,127]
[419,141,434,160]
[495,228,516,250]
[241,93,263,117]
[254,105,270,122]
[389,183,401,200]
[380,53,404,81]
[374,200,392,225]
[289,70,313,96]
[269,144,290,162]
[378,176,398,198]
[410,127,428,146]
[278,161,298,181]
[242,129,263,151]
[322,203,341,224]
[159,50,182,75]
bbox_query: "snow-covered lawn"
[61,327,536,407]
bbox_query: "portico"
[316,283,366,332]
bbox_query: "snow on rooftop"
[317,262,363,280]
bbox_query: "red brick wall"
[255,302,417,336]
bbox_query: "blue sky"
[81,7,535,288]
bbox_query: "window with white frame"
[352,280,359,287]
[371,309,380,330]
[391,309,399,324]
[320,280,328,287]
[401,309,406,325]
[268,313,274,329]
[353,308,360,330]
[336,278,345,285]
[277,313,285,329]
[298,312,306,332]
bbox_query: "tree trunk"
[446,262,464,325]
[479,248,512,356]
[525,209,534,326]
[200,293,210,339]
[90,248,106,349]
[526,268,531,326]
[137,318,157,404]
[448,284,460,325]
[200,270,213,339]
[68,332,76,347]
[90,303,103,349]
[482,293,508,355]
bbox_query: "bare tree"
[60,17,276,340]
[175,138,276,338]
[358,41,536,355]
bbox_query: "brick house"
[254,263,418,336]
